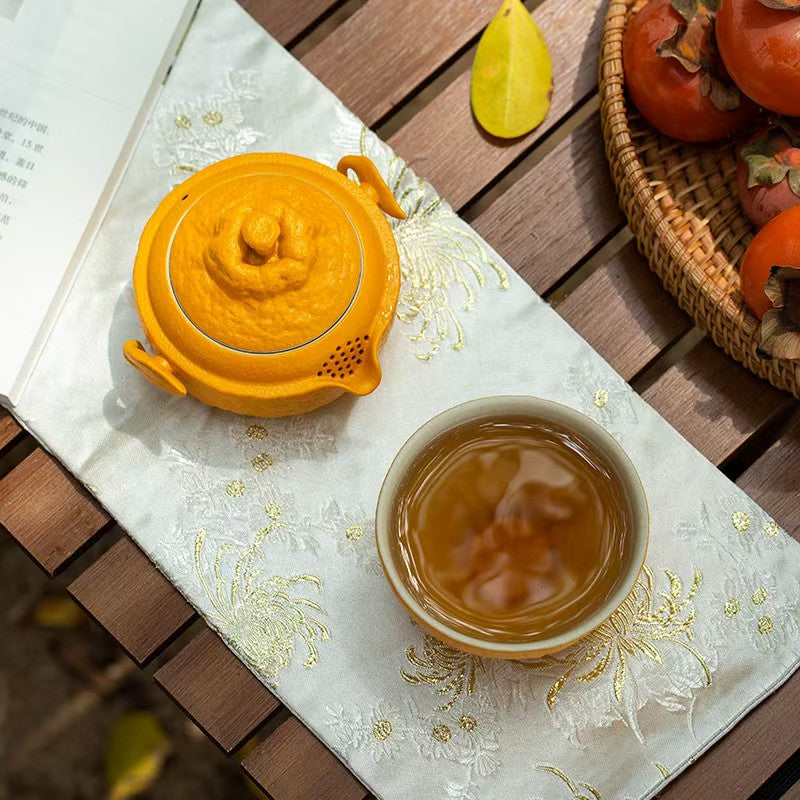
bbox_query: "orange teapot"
[124,153,404,417]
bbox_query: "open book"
[0,0,198,406]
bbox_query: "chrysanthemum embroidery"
[152,70,264,186]
[535,766,605,800]
[325,702,407,762]
[353,127,508,359]
[564,365,638,436]
[411,697,501,786]
[194,529,328,685]
[307,498,381,575]
[229,415,337,464]
[402,633,484,711]
[717,493,787,554]
[525,566,713,743]
[713,571,800,653]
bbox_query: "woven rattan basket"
[599,0,799,399]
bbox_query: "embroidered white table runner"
[13,1,800,798]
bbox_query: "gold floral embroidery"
[203,110,223,126]
[373,719,392,741]
[758,615,774,635]
[655,763,671,779]
[432,723,452,743]
[357,127,508,359]
[751,587,767,605]
[593,388,609,408]
[225,479,245,497]
[723,598,740,617]
[401,633,483,711]
[154,71,264,185]
[731,511,751,532]
[194,529,328,683]
[763,520,781,538]
[529,567,710,710]
[264,501,283,521]
[246,424,267,441]
[251,452,273,472]
[537,766,605,800]
[458,715,477,732]
[346,524,365,541]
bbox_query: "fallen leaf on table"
[32,595,85,629]
[106,711,170,800]
[470,0,553,138]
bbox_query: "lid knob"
[203,203,318,299]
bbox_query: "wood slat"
[242,716,369,800]
[301,0,493,126]
[659,419,800,800]
[236,0,342,45]
[737,412,800,537]
[0,409,22,452]
[557,241,692,380]
[0,448,109,575]
[68,537,195,665]
[473,113,623,295]
[642,340,793,466]
[389,0,605,209]
[156,628,280,753]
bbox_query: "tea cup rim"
[375,395,650,659]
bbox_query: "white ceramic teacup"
[375,396,650,659]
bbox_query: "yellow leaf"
[32,595,85,629]
[106,712,170,800]
[470,0,553,138]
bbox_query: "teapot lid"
[168,169,362,353]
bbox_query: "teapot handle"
[337,156,406,220]
[123,340,187,397]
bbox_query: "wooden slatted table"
[1,1,799,798]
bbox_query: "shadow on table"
[99,284,359,463]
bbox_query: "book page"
[0,0,196,405]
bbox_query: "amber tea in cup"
[390,414,634,645]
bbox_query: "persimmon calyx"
[657,0,743,111]
[758,266,800,360]
[742,123,800,198]
[758,0,800,11]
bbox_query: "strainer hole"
[317,371,322,377]
[348,369,354,375]
[356,358,362,364]
[364,335,370,340]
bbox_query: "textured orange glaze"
[126,153,403,417]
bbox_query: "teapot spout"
[342,356,383,397]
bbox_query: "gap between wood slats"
[236,0,347,48]
[155,628,281,753]
[68,536,196,666]
[374,0,545,142]
[300,0,500,127]
[289,0,369,57]
[0,410,23,455]
[0,447,112,576]
[388,0,607,211]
